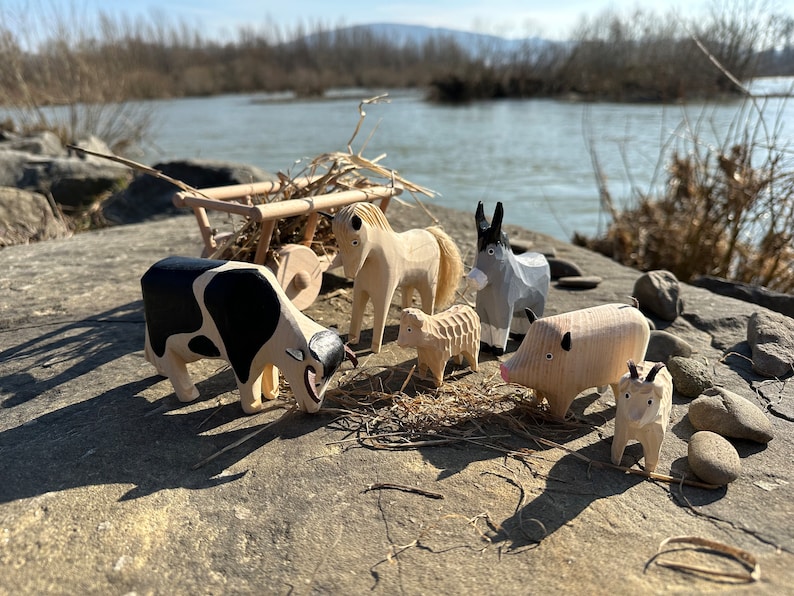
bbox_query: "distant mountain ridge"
[301,23,554,56]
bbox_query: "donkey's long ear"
[491,202,504,234]
[475,201,488,234]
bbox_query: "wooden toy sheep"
[500,303,650,418]
[332,202,464,354]
[397,304,480,386]
[466,201,550,355]
[611,360,672,472]
[141,256,357,414]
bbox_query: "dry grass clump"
[577,99,794,292]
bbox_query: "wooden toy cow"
[466,201,550,355]
[500,303,650,418]
[141,256,357,414]
[397,304,480,386]
[611,360,672,472]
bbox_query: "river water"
[131,77,793,241]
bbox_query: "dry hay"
[207,94,438,264]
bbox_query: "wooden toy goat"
[611,360,672,472]
[332,202,463,353]
[397,304,480,386]
[466,201,550,354]
[500,303,650,418]
[141,256,357,414]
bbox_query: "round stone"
[645,330,693,362]
[689,387,774,443]
[688,431,741,485]
[546,257,584,280]
[667,356,713,398]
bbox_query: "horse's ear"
[318,211,334,220]
[475,201,488,233]
[561,331,572,351]
[351,215,362,231]
[525,308,538,324]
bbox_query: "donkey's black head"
[475,201,509,251]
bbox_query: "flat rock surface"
[1,202,793,594]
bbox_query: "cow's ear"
[351,215,362,231]
[561,331,572,351]
[525,308,538,324]
[286,348,305,361]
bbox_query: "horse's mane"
[335,202,393,233]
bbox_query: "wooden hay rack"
[172,177,402,309]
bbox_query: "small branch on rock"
[364,482,444,500]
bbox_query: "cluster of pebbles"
[631,269,779,486]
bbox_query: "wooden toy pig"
[396,304,480,386]
[500,303,650,418]
[141,256,357,414]
[332,201,463,354]
[611,360,672,472]
[466,201,550,355]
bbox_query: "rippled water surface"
[133,79,794,241]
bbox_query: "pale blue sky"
[5,1,794,41]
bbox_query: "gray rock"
[633,269,684,321]
[667,356,713,398]
[689,387,774,443]
[747,311,794,378]
[546,257,583,280]
[21,156,131,209]
[101,159,275,224]
[0,149,31,188]
[688,431,741,485]
[556,275,601,289]
[0,187,71,246]
[692,275,794,319]
[0,134,131,209]
[1,130,65,157]
[645,330,692,362]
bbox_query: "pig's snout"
[500,363,510,382]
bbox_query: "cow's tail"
[426,226,463,310]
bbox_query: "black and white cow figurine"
[141,256,357,413]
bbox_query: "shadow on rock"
[0,302,145,409]
[0,304,332,502]
[489,440,644,550]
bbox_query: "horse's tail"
[426,226,463,310]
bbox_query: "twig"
[192,405,297,469]
[364,482,444,500]
[66,144,212,199]
[648,535,760,582]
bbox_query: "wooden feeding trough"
[172,177,402,309]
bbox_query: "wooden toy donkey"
[611,359,672,472]
[332,202,464,353]
[500,303,650,418]
[397,304,480,386]
[466,201,550,354]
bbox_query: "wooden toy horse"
[332,202,464,353]
[466,201,550,355]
